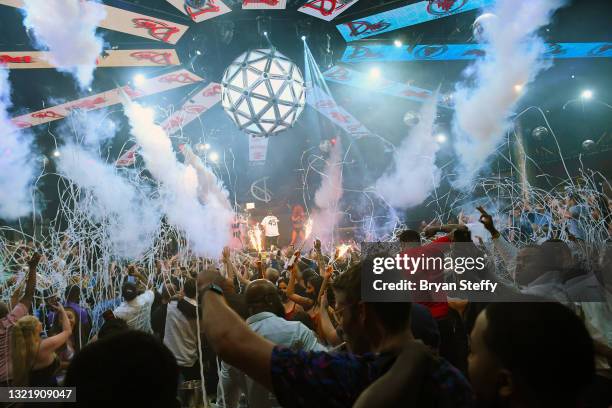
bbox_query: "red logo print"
[133,18,181,43]
[159,72,199,84]
[67,97,107,111]
[0,55,33,64]
[243,0,279,5]
[32,110,64,119]
[325,67,350,82]
[130,51,174,65]
[345,20,391,37]
[426,0,467,16]
[184,105,207,114]
[185,1,220,20]
[202,84,222,97]
[303,0,351,16]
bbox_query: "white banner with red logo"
[161,82,222,135]
[242,0,286,10]
[115,144,139,167]
[0,49,180,69]
[306,85,371,138]
[298,0,359,21]
[0,0,190,44]
[166,0,231,22]
[11,69,203,129]
[248,135,269,163]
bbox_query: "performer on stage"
[261,210,280,249]
[290,204,305,246]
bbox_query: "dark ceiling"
[1,0,611,224]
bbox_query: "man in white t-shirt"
[260,210,280,249]
[113,281,154,334]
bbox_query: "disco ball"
[472,13,498,42]
[582,139,595,150]
[221,48,305,137]
[532,126,549,141]
[403,111,420,126]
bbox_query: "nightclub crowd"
[1,192,611,408]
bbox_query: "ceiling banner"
[336,0,494,41]
[297,0,358,21]
[242,0,286,10]
[165,0,231,22]
[0,49,181,69]
[248,134,269,164]
[306,84,372,138]
[161,82,222,135]
[10,69,203,129]
[322,65,452,107]
[341,42,612,62]
[0,0,190,44]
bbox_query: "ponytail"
[11,315,39,386]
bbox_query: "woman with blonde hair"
[11,304,72,386]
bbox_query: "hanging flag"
[323,65,451,107]
[298,0,358,20]
[11,69,203,129]
[0,49,181,69]
[242,0,286,10]
[165,0,231,22]
[336,0,494,41]
[306,84,372,138]
[115,144,139,167]
[248,134,269,164]
[0,0,190,44]
[341,42,612,62]
[161,82,222,135]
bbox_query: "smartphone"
[127,276,136,284]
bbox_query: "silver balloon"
[531,126,549,141]
[582,139,595,150]
[472,13,498,42]
[403,111,420,126]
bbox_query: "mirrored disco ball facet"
[221,49,306,137]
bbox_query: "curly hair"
[11,315,41,386]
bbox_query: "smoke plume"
[452,0,566,188]
[0,69,35,220]
[22,0,106,89]
[311,140,343,247]
[376,96,441,209]
[124,103,231,257]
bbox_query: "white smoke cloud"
[0,69,35,220]
[376,96,441,209]
[22,0,106,89]
[311,140,343,247]
[182,145,232,212]
[452,0,566,189]
[59,110,118,148]
[124,103,232,257]
[57,145,160,259]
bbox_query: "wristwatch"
[202,283,224,296]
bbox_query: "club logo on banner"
[336,0,494,41]
[298,0,360,21]
[0,0,190,44]
[322,66,446,107]
[306,85,371,138]
[0,50,180,69]
[161,82,222,135]
[11,69,203,129]
[242,0,286,10]
[166,0,231,22]
[341,42,612,62]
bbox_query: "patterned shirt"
[0,303,28,383]
[270,346,474,408]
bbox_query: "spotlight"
[208,151,219,163]
[514,83,524,93]
[301,35,306,41]
[394,40,402,47]
[195,50,202,56]
[581,89,593,100]
[435,133,447,143]
[263,31,268,36]
[133,74,146,86]
[52,149,61,158]
[203,143,211,150]
[87,87,93,93]
[369,67,381,79]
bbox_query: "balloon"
[582,139,595,150]
[531,126,549,141]
[472,13,498,42]
[403,111,420,126]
